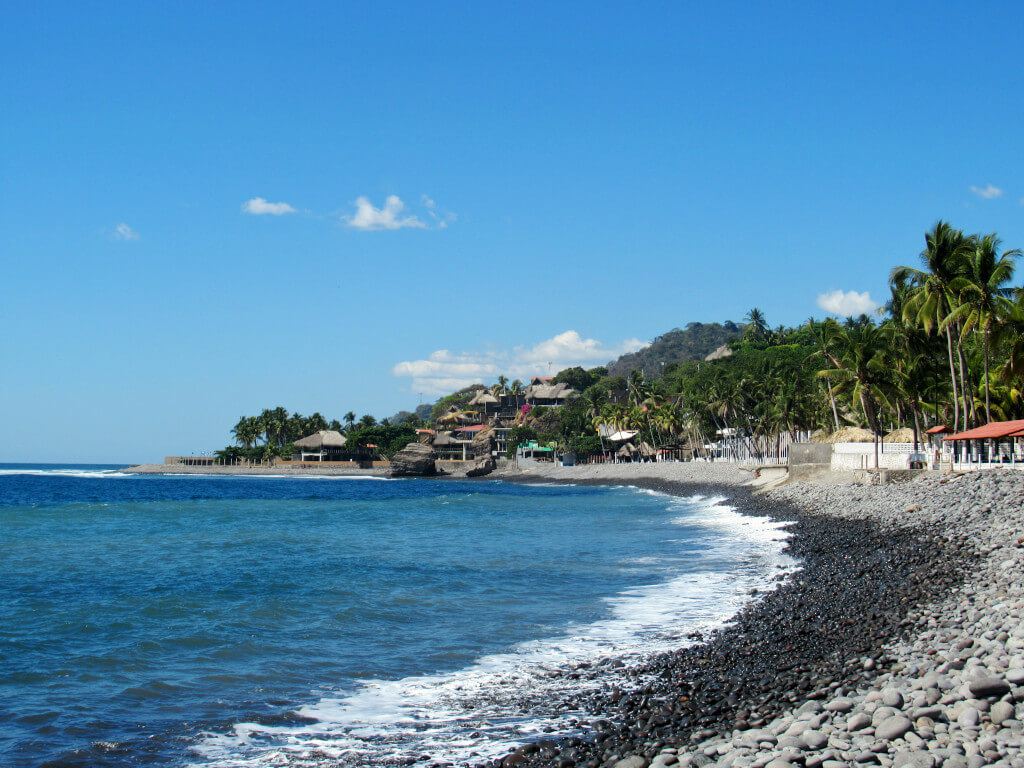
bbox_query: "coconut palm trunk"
[946,328,960,433]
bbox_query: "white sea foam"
[161,473,391,481]
[191,492,797,768]
[0,468,135,478]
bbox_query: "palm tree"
[818,322,891,436]
[994,292,1024,384]
[892,221,974,431]
[496,375,509,394]
[945,233,1019,422]
[359,414,377,428]
[231,416,259,449]
[344,411,356,431]
[743,308,769,342]
[307,412,329,433]
[509,379,524,395]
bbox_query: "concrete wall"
[788,442,833,480]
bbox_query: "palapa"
[883,427,915,443]
[468,391,499,406]
[828,427,876,443]
[293,430,347,449]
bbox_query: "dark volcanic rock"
[390,443,438,477]
[467,427,497,477]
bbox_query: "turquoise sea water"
[0,465,794,767]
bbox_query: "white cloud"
[969,184,1003,200]
[113,222,139,241]
[421,194,436,209]
[344,195,426,231]
[816,289,878,317]
[392,331,647,395]
[242,197,296,215]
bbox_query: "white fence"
[710,431,811,465]
[830,442,918,471]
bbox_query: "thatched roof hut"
[828,427,876,443]
[438,410,474,425]
[883,427,915,443]
[468,391,499,407]
[293,430,347,449]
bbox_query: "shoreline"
[478,463,1023,768]
[121,463,392,477]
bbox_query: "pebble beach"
[491,462,1024,768]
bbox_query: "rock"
[990,701,1015,725]
[826,697,855,714]
[466,427,497,477]
[875,716,913,741]
[848,713,873,731]
[1007,669,1024,686]
[802,730,829,750]
[893,753,935,768]
[905,504,922,513]
[882,689,905,709]
[968,677,1011,699]
[389,443,438,476]
[957,706,980,727]
[614,757,649,768]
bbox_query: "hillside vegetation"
[606,321,742,377]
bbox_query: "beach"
[487,462,1024,768]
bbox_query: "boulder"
[390,443,438,477]
[467,427,497,477]
[968,677,1011,699]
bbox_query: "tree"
[344,412,356,431]
[946,233,1019,422]
[892,221,974,431]
[818,322,891,436]
[359,414,377,428]
[505,425,538,458]
[743,308,769,342]
[994,292,1024,384]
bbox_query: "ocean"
[0,464,795,767]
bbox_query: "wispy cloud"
[113,222,139,241]
[393,331,647,395]
[969,184,1003,200]
[242,197,296,215]
[344,195,426,231]
[816,289,877,317]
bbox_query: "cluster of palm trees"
[524,221,1024,460]
[891,222,1022,431]
[229,408,376,450]
[685,221,1024,452]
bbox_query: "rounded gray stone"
[968,678,1011,699]
[875,716,913,741]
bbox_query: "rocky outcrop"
[466,427,496,477]
[389,442,438,477]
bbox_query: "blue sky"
[2,1,1023,462]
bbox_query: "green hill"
[607,321,742,378]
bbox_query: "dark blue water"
[0,465,793,767]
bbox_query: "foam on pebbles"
[488,468,1024,768]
